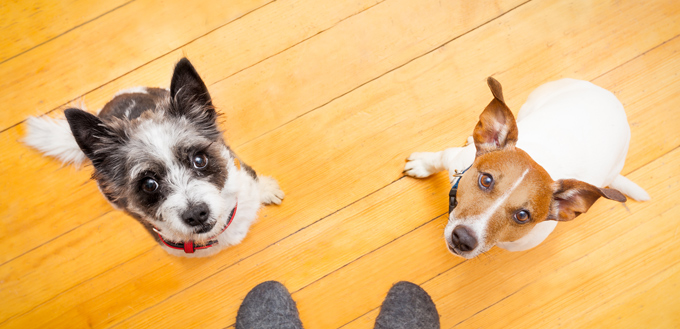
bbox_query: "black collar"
[449,166,472,213]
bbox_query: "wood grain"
[0,0,272,130]
[1,0,527,317]
[0,0,131,62]
[1,0,679,328]
[341,148,680,328]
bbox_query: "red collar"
[155,202,238,253]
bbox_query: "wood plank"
[455,181,680,327]
[126,141,680,328]
[593,36,680,174]
[0,0,387,264]
[0,0,132,63]
[1,0,678,327]
[3,0,523,144]
[0,126,124,265]
[579,261,680,327]
[294,213,457,329]
[87,1,680,323]
[0,212,153,322]
[0,0,272,130]
[336,29,680,329]
[341,146,680,328]
[2,176,447,328]
[14,0,385,128]
[0,0,527,311]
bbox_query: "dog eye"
[513,210,531,224]
[141,178,159,193]
[479,173,493,189]
[192,153,209,169]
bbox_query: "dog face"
[444,78,627,258]
[65,59,237,243]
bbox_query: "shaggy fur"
[24,58,284,257]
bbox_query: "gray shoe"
[374,281,440,329]
[236,281,304,329]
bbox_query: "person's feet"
[236,281,304,329]
[374,281,440,329]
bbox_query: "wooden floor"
[1,0,679,328]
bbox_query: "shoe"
[374,281,440,329]
[236,281,304,329]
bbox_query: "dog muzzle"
[154,202,238,253]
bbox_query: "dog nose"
[182,203,211,226]
[451,226,478,252]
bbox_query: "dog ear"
[169,58,219,137]
[64,108,115,166]
[548,179,627,221]
[472,77,518,157]
[170,58,215,117]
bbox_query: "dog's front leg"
[404,137,476,183]
[228,147,284,205]
[257,175,284,205]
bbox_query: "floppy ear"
[472,77,518,157]
[549,179,627,221]
[64,108,115,166]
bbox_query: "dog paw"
[258,176,284,205]
[404,152,438,178]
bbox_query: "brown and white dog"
[404,77,649,259]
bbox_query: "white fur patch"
[23,116,87,166]
[114,86,147,96]
[445,168,529,258]
[258,176,284,205]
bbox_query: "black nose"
[182,203,211,227]
[451,225,478,252]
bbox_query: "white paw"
[404,152,437,178]
[258,176,284,205]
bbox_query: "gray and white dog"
[24,58,284,257]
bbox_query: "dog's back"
[99,87,169,121]
[515,79,630,188]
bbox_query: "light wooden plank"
[17,0,385,128]
[338,28,680,328]
[0,0,131,62]
[93,0,680,326]
[293,213,457,329]
[0,0,526,314]
[341,146,680,329]
[456,180,680,327]
[2,175,447,328]
[1,0,678,328]
[0,0,386,264]
[0,0,272,130]
[579,261,680,327]
[593,36,680,174]
[125,141,680,329]
[0,126,123,265]
[0,212,153,322]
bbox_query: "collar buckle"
[183,240,195,253]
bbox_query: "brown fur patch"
[454,148,554,246]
